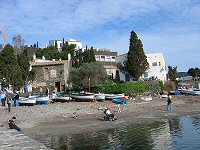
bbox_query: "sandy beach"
[0,95,200,137]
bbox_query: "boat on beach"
[105,94,127,101]
[180,88,200,95]
[51,93,71,103]
[70,93,95,102]
[18,97,36,106]
[36,96,49,105]
[113,98,128,104]
[95,93,106,102]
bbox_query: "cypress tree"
[89,47,96,63]
[127,31,149,81]
[115,70,120,83]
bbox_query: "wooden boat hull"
[70,94,95,102]
[113,98,128,104]
[36,96,49,105]
[180,89,200,95]
[51,95,71,103]
[105,94,127,101]
[18,97,36,106]
[95,94,105,102]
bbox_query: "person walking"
[7,95,12,112]
[14,92,19,107]
[167,95,172,112]
[1,90,6,107]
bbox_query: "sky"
[0,0,200,72]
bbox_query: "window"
[144,72,148,78]
[95,56,100,61]
[101,56,105,61]
[152,62,157,66]
[111,56,115,62]
[159,62,161,66]
[44,68,49,80]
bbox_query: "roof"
[30,60,68,66]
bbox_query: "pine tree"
[168,66,177,81]
[0,44,23,89]
[17,49,35,85]
[127,31,149,81]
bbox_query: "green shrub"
[98,81,149,96]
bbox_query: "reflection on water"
[39,114,200,150]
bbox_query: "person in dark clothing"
[14,92,19,107]
[8,117,21,131]
[103,107,115,121]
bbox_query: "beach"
[0,95,200,138]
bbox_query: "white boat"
[70,93,95,102]
[36,96,49,105]
[192,89,200,95]
[180,88,200,95]
[18,97,36,106]
[95,93,105,102]
[105,93,127,101]
[51,93,71,102]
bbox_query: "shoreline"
[1,95,200,138]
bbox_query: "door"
[55,82,60,92]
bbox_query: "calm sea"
[38,114,200,150]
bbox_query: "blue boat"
[36,96,49,105]
[113,98,128,104]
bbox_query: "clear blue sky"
[0,0,200,72]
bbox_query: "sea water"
[39,114,200,150]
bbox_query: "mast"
[4,25,6,47]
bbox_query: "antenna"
[4,25,6,47]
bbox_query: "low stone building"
[30,58,70,93]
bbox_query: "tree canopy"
[188,67,200,78]
[168,66,177,81]
[17,49,36,85]
[68,62,107,90]
[127,31,149,81]
[0,44,23,89]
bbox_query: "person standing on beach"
[167,95,172,112]
[1,90,6,107]
[14,92,19,107]
[7,95,12,112]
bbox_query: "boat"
[113,98,128,104]
[51,92,71,103]
[180,88,200,95]
[70,93,95,102]
[105,94,127,101]
[95,93,105,102]
[18,97,36,106]
[36,96,49,105]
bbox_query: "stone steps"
[0,124,51,150]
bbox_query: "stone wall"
[32,63,67,88]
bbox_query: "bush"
[98,81,149,96]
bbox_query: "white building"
[116,52,167,82]
[94,48,118,79]
[49,39,82,51]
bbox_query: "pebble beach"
[0,95,200,149]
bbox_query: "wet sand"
[1,95,200,137]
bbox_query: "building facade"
[116,52,167,82]
[94,48,117,79]
[49,39,82,51]
[30,58,70,93]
